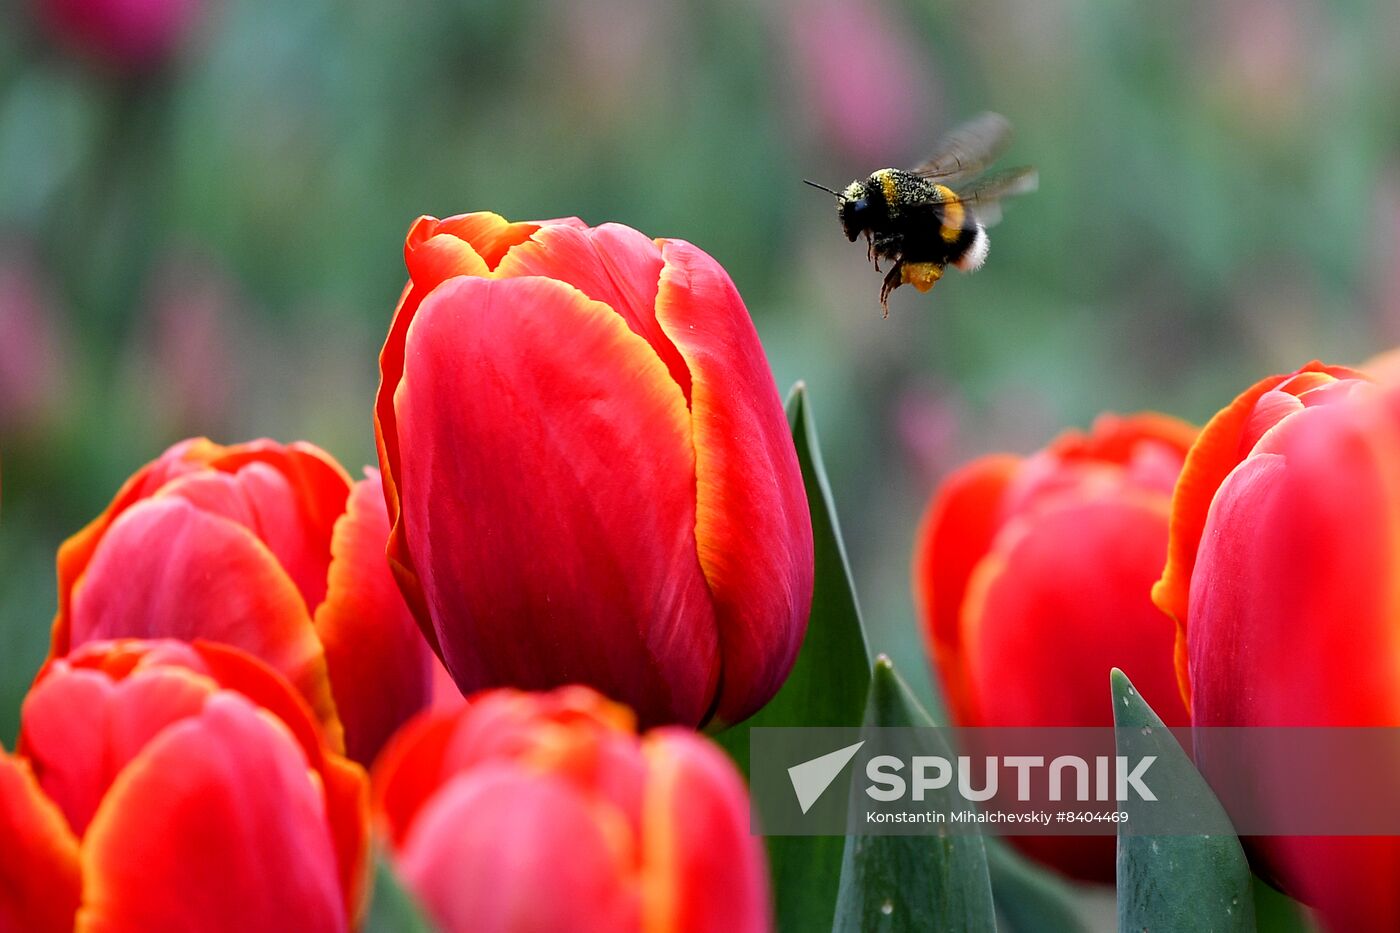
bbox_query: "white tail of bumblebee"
[955,225,990,272]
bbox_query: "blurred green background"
[1,0,1398,750]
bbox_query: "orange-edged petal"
[372,687,642,852]
[640,728,770,933]
[144,643,368,918]
[64,497,339,732]
[35,638,346,764]
[375,281,438,654]
[912,453,1020,726]
[205,441,352,543]
[652,239,813,726]
[53,438,227,653]
[1151,361,1363,707]
[396,765,640,933]
[381,213,536,547]
[21,662,214,834]
[315,474,433,765]
[1186,399,1400,728]
[495,222,692,399]
[0,748,81,933]
[420,212,541,271]
[77,693,348,933]
[393,275,720,726]
[155,462,334,612]
[52,437,352,658]
[1181,394,1400,929]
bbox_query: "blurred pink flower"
[31,0,201,71]
[0,247,69,434]
[553,0,672,122]
[1201,0,1315,128]
[894,382,962,489]
[783,0,941,164]
[131,248,247,435]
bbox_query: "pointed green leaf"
[364,852,436,933]
[1113,669,1255,933]
[1251,875,1318,932]
[716,383,874,933]
[832,655,996,933]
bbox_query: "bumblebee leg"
[900,261,945,293]
[880,263,902,318]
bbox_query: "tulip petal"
[0,749,81,933]
[394,274,720,725]
[652,239,814,725]
[78,694,347,933]
[1183,399,1400,929]
[495,223,692,399]
[53,438,226,651]
[370,709,463,850]
[407,232,492,287]
[961,497,1185,729]
[397,765,639,933]
[205,440,353,548]
[911,454,1020,725]
[379,214,509,643]
[21,664,214,834]
[52,439,351,651]
[377,282,439,646]
[155,462,334,612]
[421,213,541,271]
[65,497,339,732]
[315,474,433,765]
[640,729,770,933]
[1152,363,1360,632]
[1187,403,1400,728]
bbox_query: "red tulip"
[372,686,771,933]
[913,413,1195,881]
[3,638,368,931]
[1152,361,1400,930]
[50,438,434,765]
[374,213,813,728]
[30,0,201,70]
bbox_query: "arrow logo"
[788,741,866,814]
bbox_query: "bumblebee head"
[837,180,872,242]
[803,178,874,242]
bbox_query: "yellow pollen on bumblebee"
[900,262,944,292]
[934,185,965,242]
[876,170,899,205]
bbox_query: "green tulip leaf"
[1112,669,1255,933]
[1251,875,1318,932]
[831,655,996,933]
[364,852,436,933]
[716,382,873,932]
[986,839,1091,933]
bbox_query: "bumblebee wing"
[911,112,1013,186]
[943,166,1038,227]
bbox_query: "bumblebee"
[806,112,1037,316]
